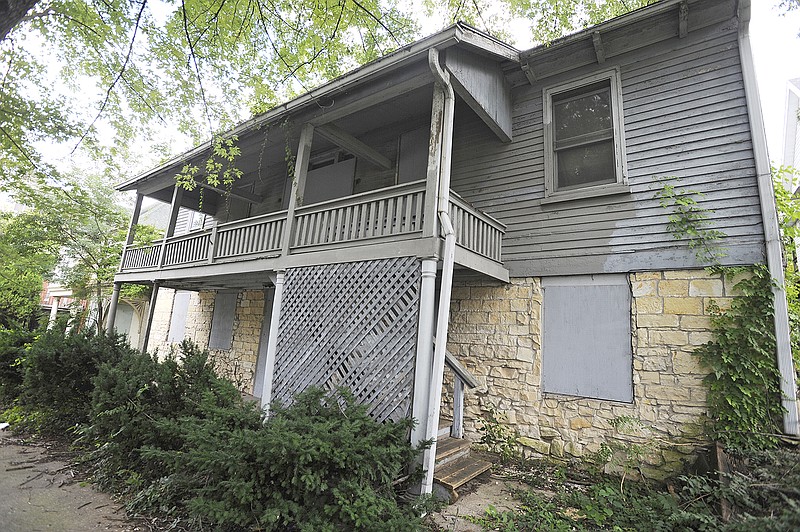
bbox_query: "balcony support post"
[282,124,314,256]
[119,193,144,271]
[105,282,122,334]
[259,270,285,414]
[158,186,184,268]
[422,82,445,240]
[141,281,160,354]
[411,259,437,450]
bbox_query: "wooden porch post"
[260,270,285,414]
[105,282,122,334]
[140,281,160,354]
[158,186,184,268]
[422,85,445,239]
[411,259,438,448]
[119,193,144,271]
[281,124,314,256]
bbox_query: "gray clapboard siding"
[450,16,764,277]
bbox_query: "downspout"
[421,48,457,494]
[737,0,799,435]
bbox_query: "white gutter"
[738,0,799,435]
[421,48,457,494]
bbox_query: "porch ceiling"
[133,83,436,211]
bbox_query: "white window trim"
[543,68,629,201]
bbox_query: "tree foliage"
[4,174,129,333]
[0,210,60,329]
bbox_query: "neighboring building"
[40,281,85,328]
[108,0,796,489]
[783,78,800,172]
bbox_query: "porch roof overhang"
[116,22,519,195]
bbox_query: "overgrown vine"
[654,178,727,264]
[693,265,785,451]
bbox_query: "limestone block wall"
[149,289,265,393]
[446,269,733,478]
[149,287,175,354]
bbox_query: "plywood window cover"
[208,291,238,350]
[542,68,629,202]
[541,274,633,403]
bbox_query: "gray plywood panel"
[208,291,238,350]
[167,291,191,343]
[542,275,632,402]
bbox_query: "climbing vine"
[654,179,727,264]
[175,134,244,211]
[694,265,784,451]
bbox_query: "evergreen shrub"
[0,328,34,403]
[21,328,136,426]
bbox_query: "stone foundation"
[446,269,732,479]
[149,288,265,393]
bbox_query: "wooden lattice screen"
[272,256,422,422]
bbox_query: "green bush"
[21,328,136,427]
[0,328,34,404]
[140,387,423,531]
[89,340,245,492]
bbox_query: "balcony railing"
[120,180,504,273]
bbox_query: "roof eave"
[117,23,519,192]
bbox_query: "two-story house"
[108,0,797,492]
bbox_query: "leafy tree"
[0,210,60,329]
[7,173,129,333]
[426,0,655,44]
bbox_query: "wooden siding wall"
[271,257,421,422]
[450,18,766,277]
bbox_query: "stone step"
[433,454,493,503]
[435,436,471,468]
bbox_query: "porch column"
[47,296,61,330]
[411,259,437,448]
[422,84,446,239]
[119,193,144,271]
[281,124,314,256]
[158,186,184,267]
[105,282,122,334]
[259,270,286,414]
[140,281,160,353]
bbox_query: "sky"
[750,1,800,165]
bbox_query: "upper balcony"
[115,36,518,289]
[116,180,508,287]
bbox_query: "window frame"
[543,68,628,202]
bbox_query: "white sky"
[750,1,800,165]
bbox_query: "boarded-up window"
[208,291,238,350]
[168,291,191,343]
[542,275,632,402]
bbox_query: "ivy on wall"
[694,267,785,451]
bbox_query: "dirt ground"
[0,427,143,532]
[427,473,528,531]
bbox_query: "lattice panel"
[273,257,421,422]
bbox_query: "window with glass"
[544,71,626,197]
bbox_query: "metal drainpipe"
[421,47,458,494]
[737,0,799,435]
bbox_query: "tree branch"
[72,0,148,153]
